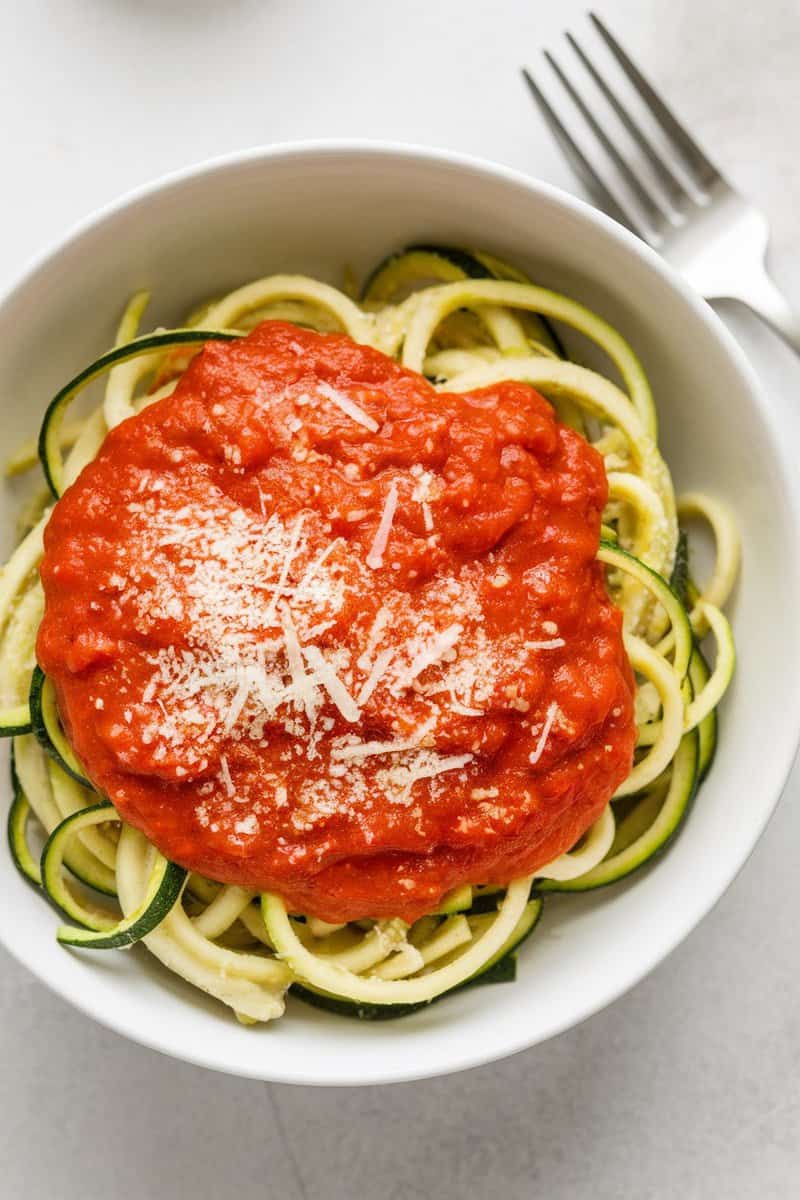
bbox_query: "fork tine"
[589,12,721,190]
[520,69,647,238]
[565,32,689,209]
[544,50,671,229]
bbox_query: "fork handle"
[733,265,800,354]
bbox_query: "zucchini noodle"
[676,492,741,636]
[1,245,738,1024]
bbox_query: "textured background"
[2,1,799,1196]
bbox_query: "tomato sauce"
[37,321,635,922]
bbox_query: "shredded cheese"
[355,646,394,706]
[448,695,484,717]
[529,702,559,766]
[264,513,306,622]
[219,754,235,798]
[366,483,398,570]
[302,645,361,722]
[292,538,342,602]
[332,737,428,761]
[380,751,474,803]
[317,381,379,433]
[397,623,462,689]
[358,606,391,670]
[222,672,254,734]
[279,603,319,718]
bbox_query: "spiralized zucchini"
[1,245,738,1024]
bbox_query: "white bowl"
[2,142,799,1086]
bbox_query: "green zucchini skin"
[7,748,42,887]
[0,703,32,738]
[28,667,48,750]
[360,246,489,307]
[670,529,691,608]
[690,648,718,781]
[410,247,566,356]
[39,806,120,916]
[361,245,564,357]
[539,730,700,894]
[11,728,116,898]
[598,540,693,681]
[291,898,542,1021]
[291,955,516,1021]
[469,249,567,357]
[475,896,543,972]
[407,245,494,279]
[55,862,185,948]
[41,805,186,948]
[39,329,239,498]
[667,547,716,781]
[466,890,508,916]
[29,667,92,789]
[39,803,121,929]
[433,884,473,914]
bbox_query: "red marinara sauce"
[37,321,636,923]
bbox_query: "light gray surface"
[1,0,799,1195]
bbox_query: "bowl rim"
[2,138,799,1086]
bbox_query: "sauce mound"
[37,321,636,922]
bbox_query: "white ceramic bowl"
[2,142,799,1086]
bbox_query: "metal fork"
[523,12,800,354]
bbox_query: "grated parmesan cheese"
[366,483,398,570]
[279,604,319,718]
[302,645,361,722]
[528,702,559,766]
[355,646,394,706]
[379,751,474,804]
[332,719,435,761]
[448,696,484,717]
[317,380,379,433]
[219,754,235,798]
[292,538,342,602]
[264,513,306,622]
[395,623,462,690]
